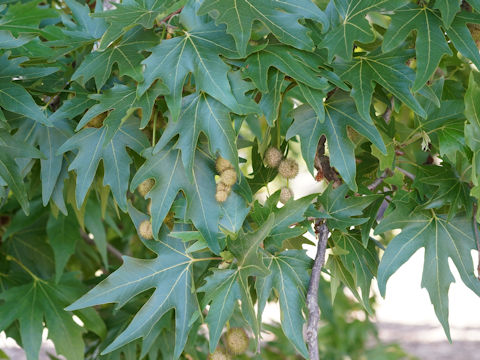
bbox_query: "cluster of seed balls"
[137,179,155,239]
[264,147,299,204]
[208,328,249,360]
[215,157,237,203]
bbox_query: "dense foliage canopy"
[1,0,480,358]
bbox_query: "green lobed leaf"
[376,197,480,340]
[198,0,328,56]
[287,91,386,190]
[256,250,312,358]
[67,223,202,359]
[199,214,274,352]
[58,117,149,211]
[138,0,245,120]
[154,92,239,178]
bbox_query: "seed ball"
[279,187,293,204]
[220,169,237,186]
[225,328,249,355]
[208,348,230,360]
[216,156,233,173]
[139,220,153,239]
[217,182,231,193]
[215,190,229,203]
[278,158,299,179]
[264,147,283,168]
[138,179,154,197]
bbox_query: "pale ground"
[1,160,479,359]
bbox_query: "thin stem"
[80,229,124,262]
[192,257,222,263]
[367,169,392,191]
[306,219,329,360]
[396,167,415,180]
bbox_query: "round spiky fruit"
[215,190,229,203]
[264,147,283,168]
[279,187,293,204]
[220,169,237,186]
[278,159,299,179]
[216,156,233,173]
[138,179,154,197]
[225,327,249,355]
[217,182,231,193]
[139,220,153,239]
[208,348,230,360]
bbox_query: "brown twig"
[314,135,342,186]
[160,7,183,23]
[306,219,329,360]
[473,204,480,280]
[383,97,394,124]
[79,229,123,262]
[396,167,415,180]
[367,169,393,191]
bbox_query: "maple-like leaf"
[131,145,224,253]
[154,92,238,178]
[327,230,378,313]
[333,49,426,123]
[0,130,45,215]
[91,0,181,50]
[0,277,93,360]
[382,5,480,91]
[198,215,274,352]
[465,73,480,191]
[375,194,480,340]
[56,0,106,50]
[243,45,331,93]
[138,0,244,120]
[72,27,158,89]
[198,0,328,56]
[77,83,167,144]
[67,222,206,359]
[308,184,380,231]
[287,91,386,191]
[320,0,406,61]
[58,117,149,211]
[434,0,461,27]
[0,52,58,125]
[256,250,312,358]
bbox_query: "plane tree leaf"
[77,83,167,144]
[256,250,312,358]
[287,91,386,190]
[66,224,205,359]
[58,117,149,211]
[198,0,328,56]
[198,215,274,352]
[154,92,239,178]
[130,145,224,254]
[138,1,245,120]
[72,27,159,89]
[375,195,480,340]
[333,49,426,122]
[320,0,407,61]
[382,4,452,91]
